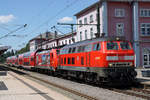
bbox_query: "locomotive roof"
[62,37,126,49]
[36,50,51,54]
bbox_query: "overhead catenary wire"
[26,0,81,37]
[0,24,27,40]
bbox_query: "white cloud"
[0,14,15,23]
[58,17,73,23]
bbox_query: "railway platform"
[136,68,150,86]
[0,67,72,100]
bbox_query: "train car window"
[60,49,63,54]
[78,46,85,52]
[78,46,82,52]
[68,48,72,53]
[42,55,47,64]
[64,58,66,64]
[81,57,84,65]
[93,43,101,51]
[56,49,60,54]
[81,46,85,52]
[85,44,92,52]
[65,49,69,54]
[120,42,131,50]
[68,58,71,64]
[72,57,75,64]
[61,58,63,64]
[36,56,39,64]
[31,57,34,61]
[107,42,118,50]
[72,47,76,53]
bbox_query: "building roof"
[41,32,77,45]
[74,0,150,17]
[29,38,46,42]
[74,1,99,17]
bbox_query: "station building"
[75,0,150,68]
[29,31,76,51]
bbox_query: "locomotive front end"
[103,40,137,84]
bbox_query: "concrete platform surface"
[0,71,72,100]
[136,68,150,85]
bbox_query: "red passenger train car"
[35,49,59,71]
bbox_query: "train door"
[90,42,101,67]
[85,44,92,67]
[50,53,53,66]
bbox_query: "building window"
[90,28,93,39]
[140,9,150,17]
[141,23,150,36]
[115,9,125,17]
[79,20,82,27]
[69,40,71,44]
[62,41,64,45]
[65,40,67,44]
[84,17,87,24]
[143,48,150,67]
[46,45,48,49]
[80,32,82,41]
[90,15,93,23]
[116,23,124,36]
[85,30,87,40]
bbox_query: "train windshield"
[107,42,118,50]
[120,42,131,50]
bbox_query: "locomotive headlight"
[106,56,118,61]
[129,62,133,66]
[124,56,134,60]
[109,63,113,67]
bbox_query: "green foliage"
[0,50,15,63]
[17,43,29,54]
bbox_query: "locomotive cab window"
[107,42,118,50]
[72,47,76,53]
[120,42,131,50]
[68,48,72,53]
[93,43,100,51]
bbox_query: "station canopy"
[0,45,11,55]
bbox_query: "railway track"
[2,64,149,100]
[107,87,150,100]
[2,65,98,100]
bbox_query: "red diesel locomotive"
[58,37,136,84]
[6,37,137,85]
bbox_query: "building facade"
[29,38,46,51]
[38,32,77,49]
[75,0,150,67]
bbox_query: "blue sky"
[0,0,99,50]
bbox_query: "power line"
[0,24,27,39]
[26,0,81,36]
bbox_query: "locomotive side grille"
[109,62,132,67]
